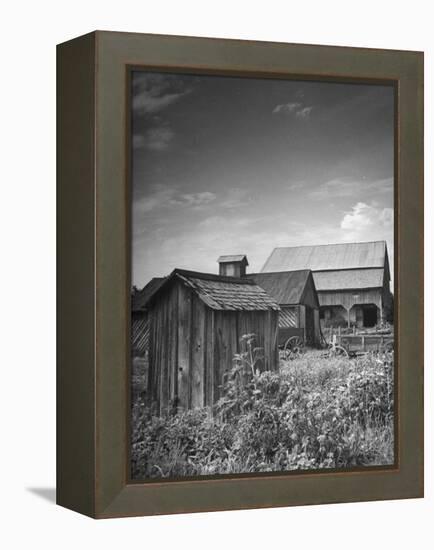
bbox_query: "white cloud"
[171,192,216,208]
[134,185,253,216]
[145,127,174,151]
[132,73,192,115]
[272,102,313,118]
[272,102,301,115]
[132,202,395,286]
[134,220,296,283]
[309,177,393,200]
[379,207,393,226]
[341,202,393,233]
[134,187,175,213]
[296,106,313,119]
[133,127,175,151]
[340,203,394,275]
[134,188,216,213]
[220,187,251,208]
[287,181,305,191]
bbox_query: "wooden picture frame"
[57,31,423,518]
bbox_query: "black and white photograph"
[130,70,395,480]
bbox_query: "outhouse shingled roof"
[176,270,279,311]
[137,268,280,311]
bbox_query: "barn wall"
[382,277,394,323]
[318,287,389,329]
[302,277,319,309]
[318,288,382,309]
[279,306,298,328]
[314,309,320,343]
[304,306,316,345]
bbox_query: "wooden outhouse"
[142,268,280,415]
[247,270,321,346]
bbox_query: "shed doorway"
[362,305,378,327]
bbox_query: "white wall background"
[1,1,432,547]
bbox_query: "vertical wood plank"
[147,308,153,398]
[273,311,279,371]
[155,303,162,415]
[160,293,168,415]
[213,312,222,405]
[177,283,190,412]
[169,284,178,410]
[207,310,214,408]
[314,308,320,345]
[191,296,205,408]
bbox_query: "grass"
[131,345,394,480]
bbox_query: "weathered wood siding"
[148,281,180,416]
[131,311,149,357]
[302,275,320,309]
[177,282,189,411]
[278,304,319,345]
[212,309,279,405]
[279,306,298,328]
[318,288,382,309]
[147,279,279,414]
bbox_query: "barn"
[261,240,393,329]
[141,268,280,415]
[247,270,321,346]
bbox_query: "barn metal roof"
[246,270,313,305]
[313,268,385,291]
[176,270,279,311]
[217,254,249,264]
[262,241,387,272]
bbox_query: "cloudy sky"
[131,71,394,288]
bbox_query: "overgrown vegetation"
[131,336,394,479]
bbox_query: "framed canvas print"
[57,31,423,518]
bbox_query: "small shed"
[143,268,280,415]
[247,270,321,346]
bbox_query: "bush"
[131,339,394,479]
